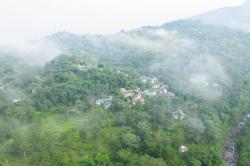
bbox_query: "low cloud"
[107,28,194,53]
[0,38,61,66]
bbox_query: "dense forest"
[0,20,250,166]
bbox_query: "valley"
[223,112,250,166]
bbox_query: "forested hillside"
[193,0,250,32]
[0,20,249,165]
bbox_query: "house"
[124,92,134,97]
[96,96,113,109]
[103,101,112,109]
[139,76,149,83]
[179,145,188,153]
[167,92,176,98]
[157,89,168,95]
[13,99,22,103]
[78,64,88,71]
[157,85,169,94]
[143,90,157,96]
[120,88,134,97]
[153,83,161,89]
[239,122,245,127]
[133,93,145,105]
[172,110,185,120]
[150,77,159,84]
[139,76,160,84]
[160,84,169,89]
[133,93,142,101]
[124,90,134,97]
[96,100,102,106]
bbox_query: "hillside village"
[95,75,176,109]
[1,1,250,164]
[121,76,176,104]
[77,64,186,123]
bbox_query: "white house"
[143,90,157,96]
[120,88,134,97]
[179,145,188,153]
[96,96,114,109]
[157,85,169,94]
[167,92,176,98]
[78,64,88,71]
[13,99,22,103]
[150,77,159,84]
[172,110,185,120]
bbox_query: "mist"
[100,28,231,100]
[0,38,61,66]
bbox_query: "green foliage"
[33,55,141,111]
[0,20,250,166]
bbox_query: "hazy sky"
[0,0,245,42]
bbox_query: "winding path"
[222,112,250,166]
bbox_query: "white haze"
[0,0,245,66]
[107,28,231,99]
[0,23,231,99]
[109,29,194,53]
[0,0,239,98]
[0,0,245,43]
[0,39,61,66]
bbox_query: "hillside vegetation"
[0,20,249,165]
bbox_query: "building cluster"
[96,96,114,109]
[95,75,176,109]
[120,88,145,104]
[139,76,159,84]
[172,110,185,120]
[140,76,175,96]
[139,76,175,97]
[120,76,176,105]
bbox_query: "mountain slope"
[1,15,250,166]
[193,0,250,32]
[48,20,250,87]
